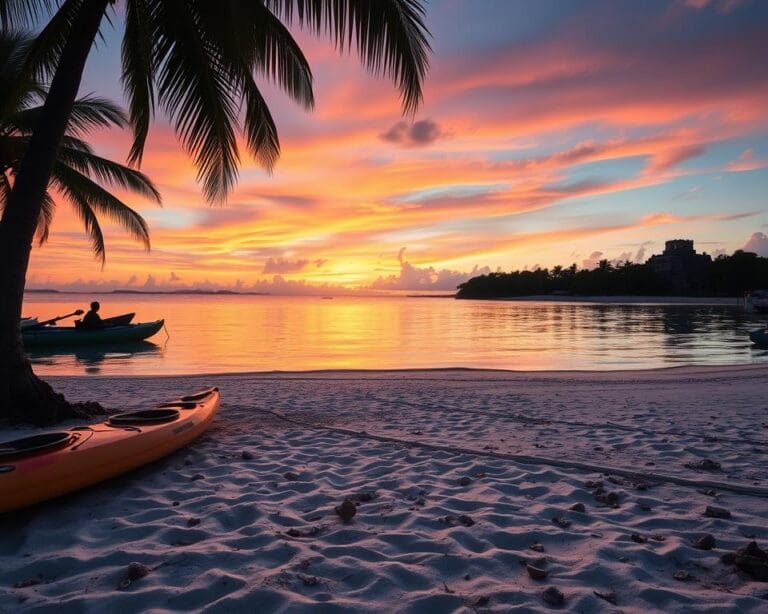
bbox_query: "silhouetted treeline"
[456,251,768,298]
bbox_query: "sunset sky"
[27,0,768,293]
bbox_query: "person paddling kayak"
[80,301,104,329]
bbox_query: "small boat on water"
[22,320,164,348]
[20,317,38,329]
[0,387,219,513]
[749,328,768,347]
[746,290,768,313]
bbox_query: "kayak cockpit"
[156,401,197,410]
[181,387,219,402]
[0,432,75,461]
[108,408,180,426]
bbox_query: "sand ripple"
[1,366,767,611]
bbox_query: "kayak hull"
[0,387,220,513]
[22,320,163,347]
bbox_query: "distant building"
[645,239,712,294]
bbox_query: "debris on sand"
[703,505,731,519]
[593,490,621,508]
[684,458,721,472]
[551,516,572,528]
[542,586,565,606]
[722,541,768,581]
[526,564,548,580]
[351,491,378,504]
[693,534,716,551]
[118,562,150,590]
[297,573,320,586]
[441,514,476,527]
[286,526,322,538]
[335,499,357,523]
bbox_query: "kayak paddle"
[36,310,84,328]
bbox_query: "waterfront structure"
[646,240,712,294]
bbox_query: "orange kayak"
[0,387,220,513]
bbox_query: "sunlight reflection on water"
[22,294,768,376]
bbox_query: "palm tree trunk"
[0,0,110,423]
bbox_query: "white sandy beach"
[1,365,768,612]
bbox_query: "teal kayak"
[23,320,164,348]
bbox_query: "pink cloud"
[727,149,768,172]
[683,0,746,13]
[743,232,768,256]
[262,257,310,274]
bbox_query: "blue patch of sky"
[690,136,768,173]
[485,123,638,164]
[688,170,768,218]
[394,182,509,204]
[533,169,766,233]
[548,156,648,189]
[428,0,582,54]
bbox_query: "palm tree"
[0,28,159,423]
[0,31,160,264]
[0,1,430,423]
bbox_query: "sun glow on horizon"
[27,0,768,295]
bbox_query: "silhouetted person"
[81,301,103,329]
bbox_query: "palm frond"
[265,0,430,113]
[153,0,240,203]
[35,190,54,244]
[0,29,158,260]
[66,95,126,133]
[122,0,155,165]
[65,184,106,263]
[58,133,92,152]
[0,30,44,124]
[240,77,280,171]
[0,169,10,208]
[198,1,314,111]
[7,95,125,136]
[57,144,161,202]
[0,0,61,29]
[51,161,151,263]
[22,0,85,81]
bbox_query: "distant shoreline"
[23,290,746,304]
[25,289,271,296]
[458,294,744,305]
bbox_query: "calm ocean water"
[21,293,768,376]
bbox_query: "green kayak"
[22,320,164,348]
